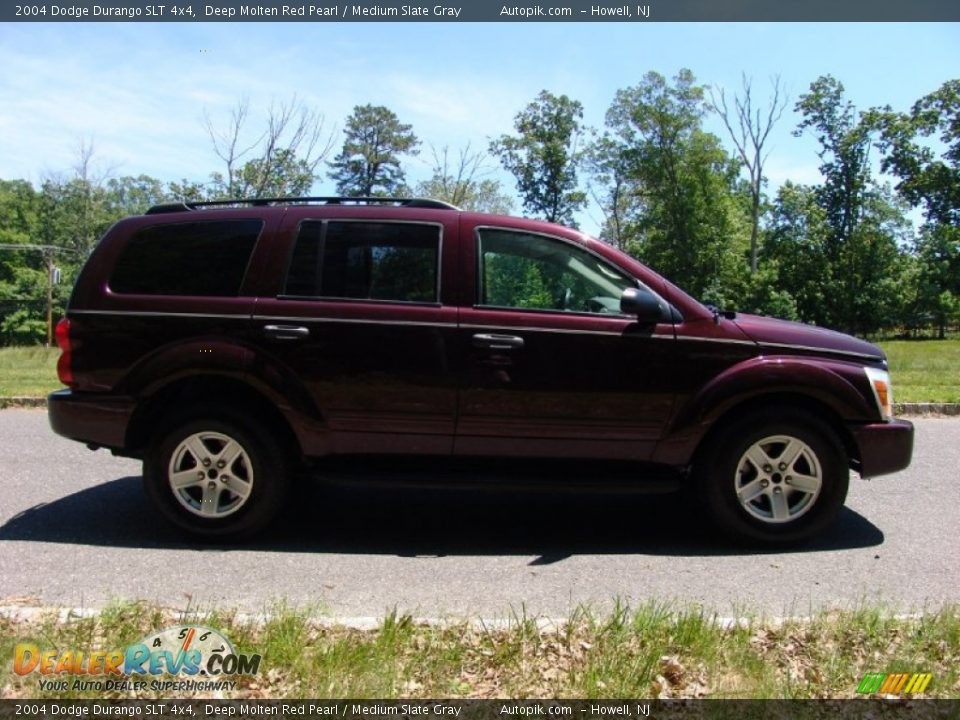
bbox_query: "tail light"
[55,318,76,388]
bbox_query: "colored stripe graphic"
[857,673,885,693]
[880,673,904,693]
[913,673,933,693]
[858,672,932,694]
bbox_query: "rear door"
[251,213,459,456]
[455,225,677,461]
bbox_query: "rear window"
[109,220,263,296]
[284,221,440,303]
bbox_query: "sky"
[0,21,957,234]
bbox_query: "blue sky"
[0,21,957,233]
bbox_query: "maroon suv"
[48,197,914,543]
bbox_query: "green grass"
[0,346,60,397]
[1,601,958,699]
[876,339,960,403]
[0,340,958,404]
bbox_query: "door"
[252,216,459,455]
[455,226,677,461]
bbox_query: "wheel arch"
[125,374,310,462]
[653,356,875,472]
[689,393,859,475]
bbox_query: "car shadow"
[0,474,884,561]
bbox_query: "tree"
[414,144,513,213]
[794,75,873,266]
[870,80,960,227]
[328,104,420,197]
[789,76,914,335]
[0,180,40,248]
[709,74,788,274]
[166,178,208,203]
[870,80,960,337]
[584,134,636,251]
[39,141,116,257]
[206,96,335,198]
[105,175,167,216]
[0,175,87,346]
[597,70,750,305]
[0,180,46,344]
[911,225,960,337]
[490,90,586,225]
[0,142,182,345]
[764,182,832,325]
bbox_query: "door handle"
[263,324,310,340]
[472,333,524,350]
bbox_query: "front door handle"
[263,324,310,340]
[472,333,524,350]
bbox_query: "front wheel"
[694,410,849,544]
[144,413,290,541]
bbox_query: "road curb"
[0,396,47,409]
[894,402,960,416]
[0,604,931,631]
[4,397,960,415]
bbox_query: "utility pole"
[46,249,54,347]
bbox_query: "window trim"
[279,218,444,305]
[473,225,671,319]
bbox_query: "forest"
[1,70,957,346]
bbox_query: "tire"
[694,409,849,544]
[143,411,290,541]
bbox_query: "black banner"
[1,700,959,720]
[3,0,959,22]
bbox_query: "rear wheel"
[144,412,290,540]
[695,410,849,543]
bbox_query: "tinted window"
[285,221,440,303]
[110,220,262,296]
[284,221,322,297]
[478,229,635,314]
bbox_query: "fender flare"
[653,355,877,466]
[121,338,330,456]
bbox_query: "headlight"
[864,366,894,420]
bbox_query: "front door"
[455,227,676,461]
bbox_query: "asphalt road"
[0,409,957,619]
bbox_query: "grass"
[0,346,60,397]
[0,601,957,699]
[0,340,958,404]
[876,339,960,403]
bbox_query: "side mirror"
[620,287,665,323]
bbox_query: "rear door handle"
[472,333,524,350]
[263,324,310,340]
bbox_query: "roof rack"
[146,196,461,215]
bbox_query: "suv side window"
[284,221,440,303]
[477,228,636,314]
[109,220,263,296]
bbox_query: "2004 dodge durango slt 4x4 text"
[47,196,914,543]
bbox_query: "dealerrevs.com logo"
[14,625,261,693]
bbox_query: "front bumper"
[849,418,914,478]
[48,389,135,451]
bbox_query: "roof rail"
[146,196,461,215]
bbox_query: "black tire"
[694,409,849,544]
[143,410,290,541]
